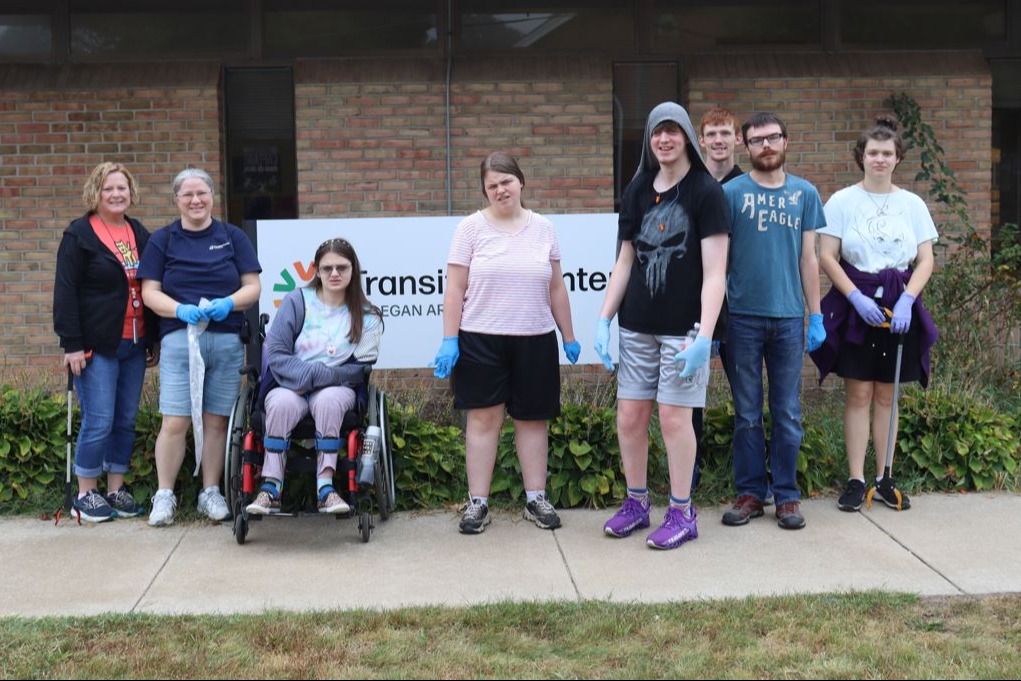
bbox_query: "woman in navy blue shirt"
[139,168,262,527]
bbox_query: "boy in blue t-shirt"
[721,112,826,532]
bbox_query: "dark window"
[612,62,680,208]
[652,0,819,51]
[69,0,249,57]
[264,0,438,56]
[840,0,1006,48]
[0,13,52,58]
[224,68,299,228]
[460,2,635,51]
[994,110,1020,231]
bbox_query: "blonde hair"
[82,162,139,212]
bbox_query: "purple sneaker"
[646,506,698,550]
[603,496,651,538]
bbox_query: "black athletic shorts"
[452,330,560,420]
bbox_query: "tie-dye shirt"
[293,288,382,366]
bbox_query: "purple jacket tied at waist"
[809,260,938,387]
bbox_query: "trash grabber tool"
[54,367,76,526]
[866,316,906,511]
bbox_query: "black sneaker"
[837,479,867,512]
[106,487,144,518]
[523,493,562,530]
[459,498,491,534]
[73,489,116,523]
[870,477,911,511]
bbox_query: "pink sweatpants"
[262,385,356,481]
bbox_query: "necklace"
[858,184,892,217]
[95,215,141,311]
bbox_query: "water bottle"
[357,425,381,488]
[676,323,707,386]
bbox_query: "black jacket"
[53,213,159,356]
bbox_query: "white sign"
[256,215,621,369]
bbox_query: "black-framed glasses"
[746,133,785,148]
[319,264,352,275]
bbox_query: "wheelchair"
[223,314,396,545]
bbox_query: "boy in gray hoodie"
[594,101,730,550]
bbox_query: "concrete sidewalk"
[2,493,1019,617]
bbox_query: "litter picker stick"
[55,368,75,525]
[867,313,906,511]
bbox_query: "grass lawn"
[2,592,1020,679]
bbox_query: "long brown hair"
[307,238,381,343]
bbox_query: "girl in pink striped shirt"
[432,152,580,534]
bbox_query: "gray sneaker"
[148,490,177,527]
[523,493,561,530]
[105,487,144,518]
[459,498,491,534]
[197,487,230,521]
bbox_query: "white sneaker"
[148,490,177,527]
[197,486,230,521]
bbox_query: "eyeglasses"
[319,264,352,275]
[177,191,211,201]
[746,133,785,148]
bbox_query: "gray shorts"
[617,328,708,408]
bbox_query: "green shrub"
[0,385,68,505]
[2,380,1018,516]
[897,387,1020,491]
[390,402,466,510]
[491,403,667,509]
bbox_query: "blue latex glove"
[674,335,710,379]
[431,337,459,379]
[806,313,826,352]
[203,297,235,322]
[847,289,886,327]
[175,304,208,325]
[890,292,915,334]
[563,340,581,364]
[593,317,614,371]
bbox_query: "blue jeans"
[726,315,804,504]
[73,339,147,479]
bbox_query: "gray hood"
[634,101,707,180]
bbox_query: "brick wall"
[294,56,615,218]
[686,53,993,239]
[0,64,222,380]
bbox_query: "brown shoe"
[722,495,765,526]
[775,500,806,530]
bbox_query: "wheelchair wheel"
[367,385,396,520]
[360,511,372,543]
[224,382,254,515]
[234,513,248,545]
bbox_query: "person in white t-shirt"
[812,116,939,513]
[431,151,580,535]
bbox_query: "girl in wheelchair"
[246,238,383,515]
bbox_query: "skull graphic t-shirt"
[617,169,730,336]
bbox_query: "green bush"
[897,387,1020,491]
[2,381,1018,516]
[492,403,667,509]
[390,402,466,510]
[0,385,68,505]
